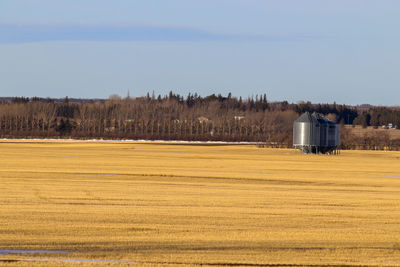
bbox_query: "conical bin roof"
[311,112,335,125]
[294,111,319,124]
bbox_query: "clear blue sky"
[1,0,399,105]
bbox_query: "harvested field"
[1,141,400,266]
[345,125,400,140]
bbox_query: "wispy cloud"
[0,24,320,44]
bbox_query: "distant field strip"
[1,141,400,266]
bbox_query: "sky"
[0,0,399,105]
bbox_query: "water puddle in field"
[386,175,400,178]
[0,249,67,255]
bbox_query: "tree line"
[1,92,399,150]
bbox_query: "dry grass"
[345,124,400,140]
[1,140,400,266]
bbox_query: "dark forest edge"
[1,92,400,150]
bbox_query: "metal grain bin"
[312,112,328,147]
[312,112,338,148]
[294,112,340,154]
[328,125,337,146]
[335,124,341,147]
[293,112,320,153]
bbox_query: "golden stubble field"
[1,141,400,266]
